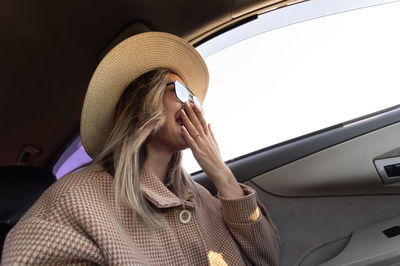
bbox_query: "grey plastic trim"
[300,237,350,266]
[320,216,400,266]
[193,106,400,195]
[249,181,400,266]
[252,121,400,197]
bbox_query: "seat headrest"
[0,166,56,225]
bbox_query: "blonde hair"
[91,68,201,227]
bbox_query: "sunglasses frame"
[170,80,202,109]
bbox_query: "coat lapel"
[141,164,194,209]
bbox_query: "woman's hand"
[180,102,244,198]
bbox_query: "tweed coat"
[2,164,280,265]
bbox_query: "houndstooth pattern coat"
[2,164,280,265]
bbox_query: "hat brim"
[81,32,209,158]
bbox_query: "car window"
[54,0,400,177]
[53,137,91,178]
[183,0,400,172]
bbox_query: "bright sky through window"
[182,1,400,173]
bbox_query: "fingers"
[181,125,198,151]
[183,102,208,136]
[193,103,209,135]
[208,123,221,155]
[180,109,200,139]
[208,123,217,143]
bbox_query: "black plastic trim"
[193,105,400,195]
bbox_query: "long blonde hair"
[91,68,201,227]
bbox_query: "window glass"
[53,137,91,179]
[183,0,400,172]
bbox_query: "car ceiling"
[0,0,304,169]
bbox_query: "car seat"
[0,166,56,260]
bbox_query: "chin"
[173,139,189,151]
[176,143,189,151]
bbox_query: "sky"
[182,1,400,173]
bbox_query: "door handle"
[374,157,400,184]
[385,163,400,177]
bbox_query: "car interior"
[2,0,400,265]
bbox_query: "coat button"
[179,209,191,224]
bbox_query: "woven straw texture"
[81,32,209,158]
[2,164,280,265]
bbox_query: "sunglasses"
[168,80,202,109]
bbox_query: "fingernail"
[181,109,186,115]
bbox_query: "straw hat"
[81,32,209,158]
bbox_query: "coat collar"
[141,163,194,209]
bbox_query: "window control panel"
[383,225,400,238]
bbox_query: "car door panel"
[248,182,400,265]
[252,121,400,197]
[318,215,400,266]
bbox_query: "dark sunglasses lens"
[174,81,189,103]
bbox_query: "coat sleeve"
[1,217,104,265]
[218,184,281,266]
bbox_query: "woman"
[2,32,280,265]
